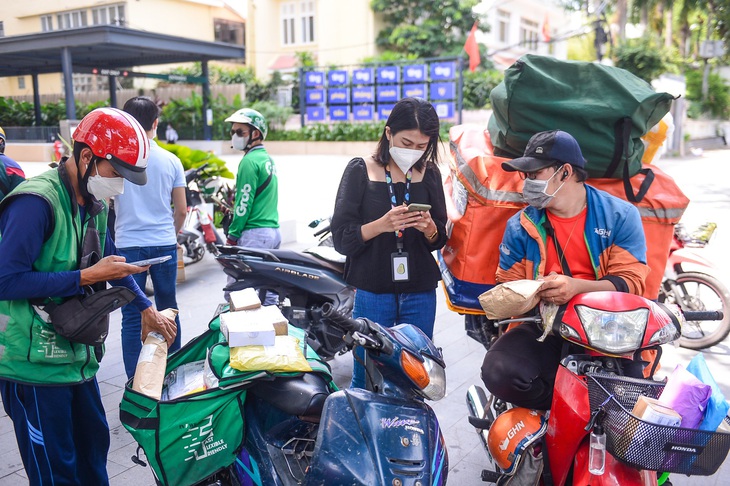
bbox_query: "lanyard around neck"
[384,165,412,250]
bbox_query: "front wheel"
[659,272,730,349]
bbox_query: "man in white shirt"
[116,96,187,378]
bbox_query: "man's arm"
[171,186,187,235]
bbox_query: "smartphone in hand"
[127,255,173,267]
[406,203,432,213]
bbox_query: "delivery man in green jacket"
[224,108,280,303]
[0,107,177,485]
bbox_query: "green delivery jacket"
[228,145,279,240]
[0,170,108,385]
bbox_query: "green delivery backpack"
[120,312,335,486]
[488,54,675,202]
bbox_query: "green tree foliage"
[0,98,110,127]
[614,37,670,82]
[370,0,484,58]
[158,142,234,178]
[685,69,730,118]
[462,69,504,109]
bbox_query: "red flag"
[463,22,480,72]
[542,14,551,42]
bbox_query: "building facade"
[245,0,383,79]
[0,0,245,97]
[476,0,574,70]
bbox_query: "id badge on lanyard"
[385,166,412,282]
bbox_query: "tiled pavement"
[2,151,729,485]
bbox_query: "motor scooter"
[215,221,353,360]
[659,222,730,349]
[179,164,225,265]
[466,291,729,485]
[229,302,448,485]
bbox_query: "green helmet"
[225,108,268,141]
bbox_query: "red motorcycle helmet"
[73,107,149,185]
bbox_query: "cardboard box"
[255,305,289,336]
[220,311,277,347]
[632,396,682,427]
[229,288,261,311]
[176,246,185,283]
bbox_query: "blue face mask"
[521,166,565,209]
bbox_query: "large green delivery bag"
[488,54,675,202]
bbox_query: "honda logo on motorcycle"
[665,443,703,454]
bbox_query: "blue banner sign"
[352,87,374,103]
[352,68,375,85]
[305,89,325,105]
[430,82,455,100]
[328,70,348,86]
[376,85,400,102]
[328,88,349,104]
[353,105,374,121]
[403,84,427,99]
[377,66,399,84]
[307,106,325,122]
[378,104,395,120]
[434,102,455,119]
[430,62,456,81]
[329,106,349,121]
[304,71,325,87]
[403,64,427,82]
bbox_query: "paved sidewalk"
[2,151,729,485]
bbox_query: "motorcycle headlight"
[401,351,446,401]
[574,305,649,354]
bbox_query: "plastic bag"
[229,336,312,373]
[659,364,712,428]
[686,353,730,431]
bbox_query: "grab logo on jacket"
[235,183,252,217]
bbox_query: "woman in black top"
[332,98,447,388]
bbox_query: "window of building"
[70,73,108,94]
[92,4,126,26]
[300,1,315,44]
[18,76,26,90]
[497,9,510,44]
[0,21,4,37]
[214,18,245,45]
[519,18,539,51]
[57,10,88,30]
[281,2,296,46]
[41,15,53,32]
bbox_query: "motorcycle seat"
[249,372,330,423]
[267,249,345,274]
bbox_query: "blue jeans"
[0,378,110,485]
[118,245,181,378]
[350,289,437,389]
[225,227,282,305]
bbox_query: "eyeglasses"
[230,128,249,138]
[519,164,560,180]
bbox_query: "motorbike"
[466,291,729,485]
[659,222,730,349]
[178,164,226,265]
[230,302,448,485]
[215,219,354,360]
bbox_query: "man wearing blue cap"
[480,130,649,410]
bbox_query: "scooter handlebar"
[683,310,724,321]
[321,302,369,334]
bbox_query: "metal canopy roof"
[0,25,245,77]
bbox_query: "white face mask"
[86,162,125,200]
[389,146,425,174]
[232,134,249,151]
